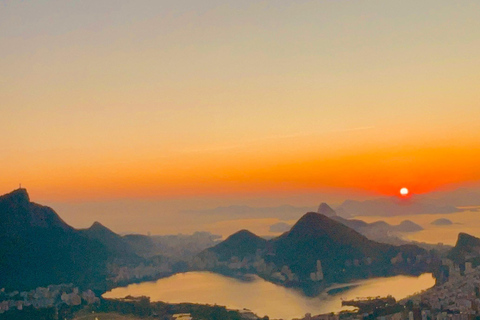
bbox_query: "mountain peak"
[90,221,106,229]
[0,188,74,234]
[224,229,265,244]
[232,229,257,237]
[457,232,480,247]
[317,203,336,217]
[286,212,380,247]
[448,232,480,263]
[395,220,424,232]
[207,229,267,260]
[0,188,30,205]
[288,212,333,237]
[87,221,116,235]
[80,221,138,259]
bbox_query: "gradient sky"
[2,0,480,224]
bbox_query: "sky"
[1,1,480,233]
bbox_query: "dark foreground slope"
[0,189,111,291]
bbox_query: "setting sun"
[400,188,409,196]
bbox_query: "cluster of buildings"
[404,259,480,317]
[108,261,172,284]
[0,283,99,314]
[191,251,306,284]
[191,250,280,278]
[193,249,429,287]
[291,259,480,320]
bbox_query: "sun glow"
[400,187,409,196]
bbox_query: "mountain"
[313,203,424,240]
[80,221,139,261]
[336,197,459,218]
[317,202,337,217]
[123,232,222,259]
[123,234,157,258]
[420,188,480,207]
[333,216,423,234]
[448,233,480,264]
[0,188,73,234]
[331,215,369,229]
[395,220,424,232]
[0,189,109,291]
[208,229,267,261]
[267,212,391,282]
[431,218,453,226]
[201,210,428,287]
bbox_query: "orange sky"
[4,132,480,203]
[1,0,480,205]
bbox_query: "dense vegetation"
[97,297,250,320]
[0,297,255,320]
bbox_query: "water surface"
[103,272,435,319]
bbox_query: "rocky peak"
[0,188,30,206]
[317,203,336,217]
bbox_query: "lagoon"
[103,272,435,319]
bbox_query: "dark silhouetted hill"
[0,189,72,234]
[395,220,424,232]
[208,229,267,261]
[0,189,110,291]
[202,209,427,286]
[80,221,139,262]
[448,233,480,264]
[431,218,453,226]
[268,212,394,281]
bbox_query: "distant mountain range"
[181,187,480,224]
[200,204,430,289]
[326,203,423,232]
[336,187,480,218]
[420,188,480,208]
[270,203,424,243]
[335,197,459,218]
